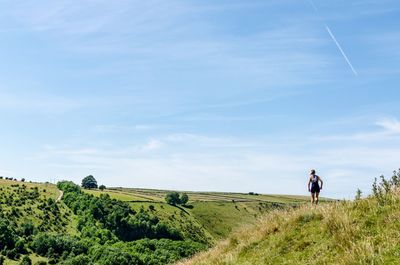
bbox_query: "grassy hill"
[177,174,400,265]
[0,179,78,264]
[0,177,314,265]
[83,187,315,241]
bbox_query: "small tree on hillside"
[180,193,189,205]
[165,192,181,205]
[81,175,98,189]
[99,185,106,191]
[355,188,362,200]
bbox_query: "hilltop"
[178,172,400,265]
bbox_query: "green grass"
[83,187,314,243]
[178,191,400,265]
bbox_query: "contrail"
[307,0,358,76]
[324,25,358,76]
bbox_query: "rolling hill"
[0,178,314,264]
[177,173,400,265]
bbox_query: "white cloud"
[140,139,163,151]
[375,117,400,134]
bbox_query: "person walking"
[308,169,323,204]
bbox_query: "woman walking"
[308,169,323,204]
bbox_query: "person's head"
[310,169,316,175]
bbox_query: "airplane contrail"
[307,0,358,76]
[324,25,358,76]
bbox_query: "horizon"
[1,0,400,199]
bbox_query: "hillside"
[0,178,314,265]
[0,179,78,264]
[83,187,315,241]
[178,173,400,265]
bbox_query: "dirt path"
[56,189,64,202]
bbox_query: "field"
[83,187,324,241]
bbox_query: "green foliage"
[60,181,181,241]
[81,175,98,189]
[0,218,17,250]
[372,170,400,204]
[165,192,190,205]
[19,255,32,265]
[99,185,106,191]
[32,233,88,260]
[180,193,189,205]
[165,192,181,205]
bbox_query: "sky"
[0,0,399,198]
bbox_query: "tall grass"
[178,170,400,265]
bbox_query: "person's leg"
[311,192,315,204]
[315,192,320,205]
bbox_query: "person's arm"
[307,177,311,192]
[319,177,323,190]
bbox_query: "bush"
[372,170,400,204]
[32,233,87,259]
[0,218,17,250]
[20,255,32,265]
[99,185,106,191]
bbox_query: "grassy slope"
[83,188,314,243]
[178,193,400,265]
[0,179,79,264]
[0,179,77,234]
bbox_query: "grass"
[82,187,315,243]
[0,179,78,263]
[177,191,400,265]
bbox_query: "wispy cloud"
[375,117,400,134]
[314,117,400,142]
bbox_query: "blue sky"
[0,0,399,198]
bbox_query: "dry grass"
[177,192,400,265]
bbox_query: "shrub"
[20,255,32,265]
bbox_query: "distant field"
[82,187,325,241]
[104,187,320,203]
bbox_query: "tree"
[165,192,181,205]
[355,188,362,201]
[99,185,106,191]
[180,193,189,205]
[81,175,98,189]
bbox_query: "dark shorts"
[311,184,320,193]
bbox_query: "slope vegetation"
[84,188,314,241]
[178,173,400,265]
